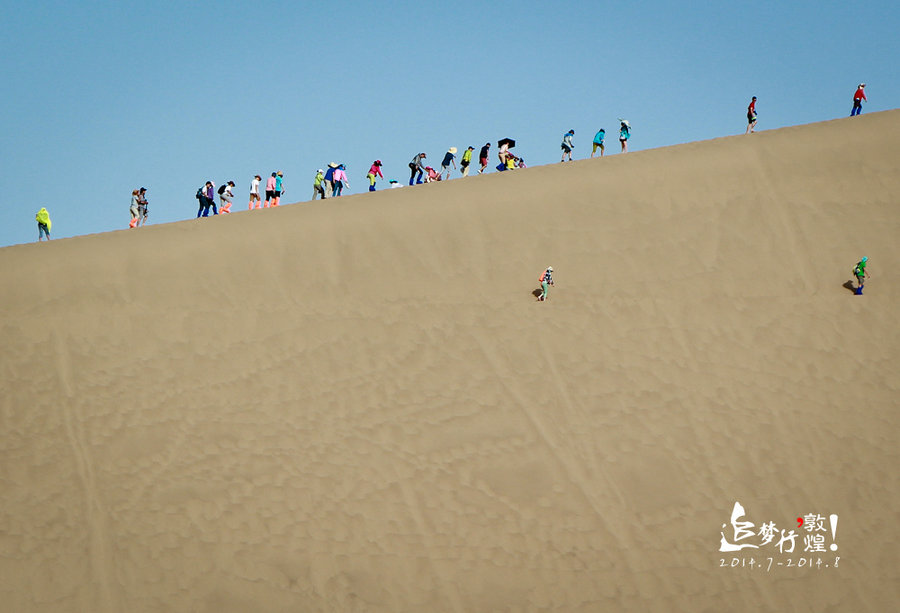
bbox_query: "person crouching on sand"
[424,166,442,182]
[36,207,51,241]
[367,160,383,191]
[537,266,554,301]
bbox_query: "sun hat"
[448,147,458,154]
[277,171,283,176]
[317,169,323,174]
[375,160,382,165]
[328,162,339,168]
[548,266,553,272]
[861,256,868,262]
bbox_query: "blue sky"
[0,0,897,246]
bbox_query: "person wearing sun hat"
[853,256,869,295]
[367,160,384,191]
[538,266,554,301]
[441,147,457,180]
[851,83,867,116]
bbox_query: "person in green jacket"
[853,256,869,295]
[460,146,474,177]
[36,208,51,241]
[312,169,326,200]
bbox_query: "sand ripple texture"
[1,111,899,612]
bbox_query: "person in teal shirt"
[619,120,631,153]
[591,129,605,158]
[274,171,284,206]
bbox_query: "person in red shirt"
[851,83,866,116]
[746,96,758,134]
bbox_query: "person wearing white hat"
[619,119,631,153]
[441,147,457,180]
[538,266,554,302]
[851,83,867,116]
[312,169,326,200]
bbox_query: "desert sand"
[1,111,898,612]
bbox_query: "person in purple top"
[196,181,217,217]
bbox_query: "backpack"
[217,184,226,195]
[196,188,203,200]
[539,271,547,283]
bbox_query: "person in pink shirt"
[264,172,277,207]
[332,164,349,196]
[424,166,442,182]
[851,83,866,116]
[366,160,383,191]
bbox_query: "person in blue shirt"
[619,120,631,153]
[591,129,605,158]
[274,171,284,206]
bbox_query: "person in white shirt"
[249,175,261,210]
[219,180,235,213]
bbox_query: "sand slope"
[1,111,898,612]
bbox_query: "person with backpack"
[218,181,235,213]
[366,160,383,191]
[264,172,277,207]
[36,207,51,241]
[409,153,426,185]
[196,181,216,217]
[249,175,261,209]
[591,129,606,158]
[460,146,474,177]
[851,83,866,116]
[312,169,326,200]
[852,256,869,295]
[537,266,554,302]
[561,130,575,162]
[273,171,284,206]
[619,119,631,153]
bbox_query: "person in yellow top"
[460,146,474,177]
[36,207,51,241]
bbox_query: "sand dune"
[1,111,898,612]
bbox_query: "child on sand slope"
[853,256,869,295]
[537,266,554,301]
